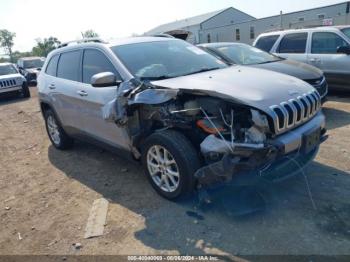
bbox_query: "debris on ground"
[18,233,22,240]
[84,198,109,239]
[186,211,205,220]
[4,196,15,203]
[72,243,82,249]
[5,206,11,210]
[25,144,37,150]
[47,240,58,247]
[121,168,128,173]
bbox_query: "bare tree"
[0,29,16,62]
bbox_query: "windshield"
[214,44,281,65]
[23,59,44,69]
[0,64,18,76]
[111,40,227,80]
[341,27,350,40]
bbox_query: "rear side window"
[278,33,308,53]
[311,32,349,54]
[255,35,279,52]
[45,55,59,76]
[57,50,81,81]
[82,49,119,84]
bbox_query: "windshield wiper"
[183,67,222,76]
[139,75,173,81]
[257,60,279,64]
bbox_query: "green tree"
[0,29,16,62]
[81,30,99,38]
[32,37,61,57]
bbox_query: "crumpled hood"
[250,59,323,80]
[152,66,316,114]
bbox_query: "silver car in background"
[254,26,350,90]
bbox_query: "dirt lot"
[0,87,350,257]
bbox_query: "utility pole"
[280,10,283,30]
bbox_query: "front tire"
[44,109,74,150]
[22,82,30,98]
[141,130,200,200]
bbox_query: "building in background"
[145,1,350,44]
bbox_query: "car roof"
[49,36,179,56]
[18,56,43,61]
[259,25,349,37]
[0,62,13,66]
[198,42,248,48]
[257,26,349,37]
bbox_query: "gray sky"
[0,0,346,52]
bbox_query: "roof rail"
[150,33,175,38]
[57,37,108,48]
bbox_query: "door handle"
[48,84,56,89]
[77,90,88,96]
[309,58,321,63]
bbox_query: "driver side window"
[82,49,120,84]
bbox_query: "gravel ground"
[0,87,349,257]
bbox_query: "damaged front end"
[102,78,326,190]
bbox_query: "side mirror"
[337,46,350,55]
[91,72,121,87]
[18,66,23,70]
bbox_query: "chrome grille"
[270,90,321,134]
[304,76,328,98]
[0,79,17,88]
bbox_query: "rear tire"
[141,130,200,200]
[22,82,30,98]
[44,109,74,150]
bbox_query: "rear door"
[78,48,130,150]
[308,31,350,88]
[51,49,85,134]
[275,32,309,63]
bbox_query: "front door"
[274,32,309,64]
[78,48,131,150]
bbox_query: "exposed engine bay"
[102,79,325,190]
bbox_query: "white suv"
[254,26,350,90]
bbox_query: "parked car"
[198,42,328,100]
[38,37,327,200]
[253,26,350,90]
[17,57,45,85]
[0,63,30,98]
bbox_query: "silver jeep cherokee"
[38,37,327,200]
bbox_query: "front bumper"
[195,111,327,188]
[0,85,23,94]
